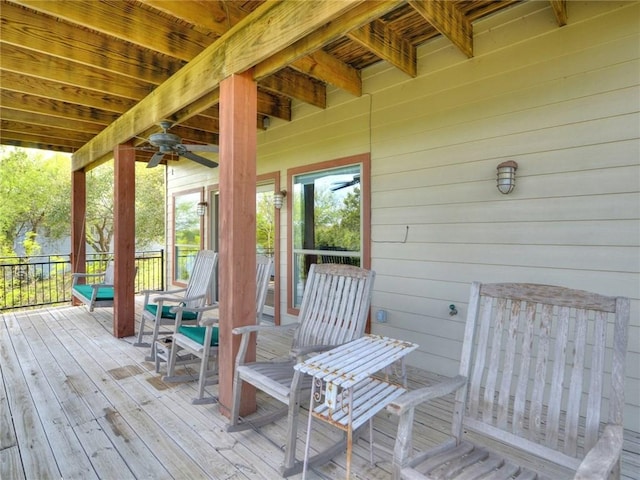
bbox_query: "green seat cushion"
[177,325,219,346]
[73,284,114,301]
[144,304,199,320]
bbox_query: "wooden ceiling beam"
[0,71,136,113]
[0,107,105,134]
[259,69,326,109]
[257,91,292,121]
[138,0,249,37]
[348,18,417,77]
[72,0,364,170]
[254,0,404,80]
[408,0,473,58]
[11,0,213,61]
[0,90,121,125]
[0,44,154,99]
[1,2,182,82]
[1,120,94,144]
[0,132,82,152]
[549,0,568,26]
[291,50,362,97]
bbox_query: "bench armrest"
[386,375,467,415]
[232,323,299,336]
[169,304,219,327]
[574,424,624,480]
[233,323,300,368]
[141,287,187,305]
[169,303,219,314]
[153,293,205,305]
[291,344,335,357]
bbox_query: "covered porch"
[1,303,639,479]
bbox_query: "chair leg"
[166,337,178,378]
[192,354,218,405]
[134,316,147,347]
[282,371,304,473]
[228,372,243,429]
[145,318,162,361]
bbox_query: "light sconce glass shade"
[273,190,286,209]
[497,160,518,194]
[196,201,208,216]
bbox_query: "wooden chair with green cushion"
[71,261,116,312]
[387,282,630,480]
[162,255,273,404]
[134,249,218,362]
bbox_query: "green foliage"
[0,147,165,258]
[315,187,361,251]
[256,192,275,254]
[0,147,70,256]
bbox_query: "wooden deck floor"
[1,303,639,480]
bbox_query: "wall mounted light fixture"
[497,160,518,194]
[273,190,286,209]
[196,201,208,216]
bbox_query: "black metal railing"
[0,250,164,311]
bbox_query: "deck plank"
[1,303,638,480]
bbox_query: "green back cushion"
[73,285,114,301]
[177,325,219,346]
[144,304,198,321]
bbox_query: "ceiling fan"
[143,121,219,168]
[330,174,360,191]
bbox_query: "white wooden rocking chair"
[227,263,376,477]
[162,255,273,404]
[134,250,218,361]
[387,282,630,480]
[71,261,116,312]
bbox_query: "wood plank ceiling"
[0,0,567,171]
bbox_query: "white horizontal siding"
[364,1,640,432]
[167,1,640,431]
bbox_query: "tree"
[0,147,70,256]
[0,147,165,258]
[256,192,275,254]
[86,162,165,254]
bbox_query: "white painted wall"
[168,1,640,430]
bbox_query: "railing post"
[160,248,165,291]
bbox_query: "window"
[290,155,369,308]
[173,190,202,283]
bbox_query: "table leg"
[302,378,318,479]
[346,387,354,479]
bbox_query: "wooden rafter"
[409,0,473,58]
[1,2,182,82]
[0,71,136,113]
[549,0,568,26]
[71,0,365,170]
[260,69,326,109]
[0,90,122,124]
[0,44,154,100]
[12,0,213,61]
[348,19,417,77]
[291,50,362,97]
[254,0,404,80]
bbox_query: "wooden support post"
[113,143,136,338]
[71,170,86,305]
[218,71,258,417]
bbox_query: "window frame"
[286,153,371,314]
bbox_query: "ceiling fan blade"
[183,144,219,153]
[147,151,165,168]
[179,150,218,168]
